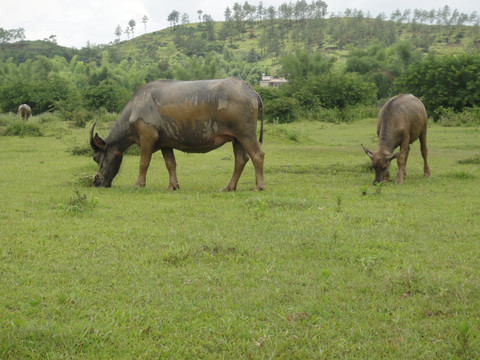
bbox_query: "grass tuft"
[458,154,480,165]
[58,190,98,214]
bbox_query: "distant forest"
[1,1,479,124]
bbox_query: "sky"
[1,0,478,48]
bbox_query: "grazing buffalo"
[18,104,31,121]
[362,94,431,184]
[90,78,265,191]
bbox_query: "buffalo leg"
[239,139,265,191]
[420,130,431,178]
[135,145,154,187]
[395,140,410,184]
[221,140,249,192]
[161,148,179,190]
[135,121,159,187]
[403,145,411,179]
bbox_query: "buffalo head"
[90,123,123,187]
[362,144,401,185]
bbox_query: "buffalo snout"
[93,175,111,188]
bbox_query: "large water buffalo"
[362,94,431,184]
[18,104,31,121]
[90,78,265,191]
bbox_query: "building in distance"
[259,75,288,88]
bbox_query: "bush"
[36,112,63,124]
[61,109,93,128]
[342,104,379,121]
[97,111,118,124]
[308,107,341,123]
[82,80,130,113]
[303,104,378,123]
[2,122,43,136]
[309,72,377,110]
[436,106,480,127]
[0,113,17,126]
[265,97,299,124]
[69,143,92,156]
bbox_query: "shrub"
[61,109,93,128]
[309,107,341,123]
[436,106,480,127]
[69,143,92,156]
[97,111,118,124]
[82,80,130,113]
[265,97,299,124]
[0,113,17,126]
[36,112,63,124]
[2,122,43,136]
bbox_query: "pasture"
[1,116,479,359]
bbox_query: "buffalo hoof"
[220,185,236,192]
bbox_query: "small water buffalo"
[18,104,31,121]
[90,78,265,191]
[362,94,431,184]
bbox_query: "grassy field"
[1,116,479,359]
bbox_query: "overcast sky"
[1,0,478,48]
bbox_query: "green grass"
[1,118,479,359]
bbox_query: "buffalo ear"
[361,144,373,159]
[90,122,106,151]
[387,149,404,161]
[93,133,106,151]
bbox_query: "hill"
[2,16,479,70]
[0,40,77,63]
[1,15,479,118]
[107,17,480,71]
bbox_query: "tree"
[141,15,149,34]
[279,48,334,80]
[128,19,136,36]
[202,14,216,41]
[114,25,122,41]
[256,1,265,20]
[82,79,130,112]
[46,35,57,44]
[181,13,190,25]
[233,2,247,35]
[0,27,25,43]
[168,10,180,28]
[395,53,480,117]
[308,72,377,109]
[219,7,236,42]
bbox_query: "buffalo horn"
[89,122,99,151]
[361,144,373,159]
